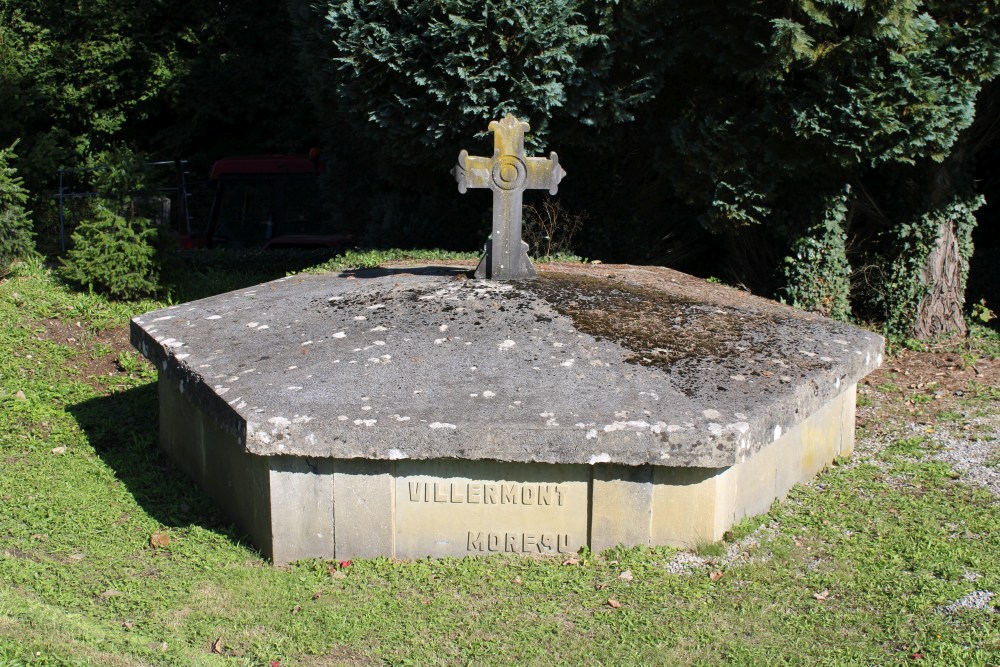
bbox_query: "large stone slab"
[133,262,883,563]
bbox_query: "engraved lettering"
[404,481,572,504]
[501,484,517,504]
[434,483,448,502]
[467,484,482,504]
[468,532,483,551]
[465,532,573,553]
[408,482,422,502]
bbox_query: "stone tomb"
[131,263,883,564]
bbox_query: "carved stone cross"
[452,114,567,280]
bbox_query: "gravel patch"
[940,590,997,615]
[661,522,779,574]
[925,414,1000,498]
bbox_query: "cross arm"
[451,149,496,193]
[524,152,567,195]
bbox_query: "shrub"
[60,204,160,299]
[0,141,36,277]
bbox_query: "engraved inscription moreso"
[466,531,572,553]
[393,462,588,558]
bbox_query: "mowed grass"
[1,258,998,666]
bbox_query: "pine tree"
[0,141,35,277]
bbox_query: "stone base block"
[159,377,856,565]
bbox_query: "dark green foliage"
[781,191,851,320]
[654,0,1000,324]
[60,204,160,299]
[0,141,35,276]
[878,193,982,338]
[307,0,643,163]
[59,147,163,299]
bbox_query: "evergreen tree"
[653,0,1000,334]
[0,141,35,276]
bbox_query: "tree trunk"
[912,216,968,339]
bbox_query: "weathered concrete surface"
[132,263,883,470]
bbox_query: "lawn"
[1,256,998,666]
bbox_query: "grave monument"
[131,115,883,565]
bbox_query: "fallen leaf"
[512,577,523,585]
[211,636,224,654]
[618,570,634,582]
[813,589,830,601]
[330,570,346,580]
[291,605,302,615]
[709,570,724,581]
[149,532,170,548]
[909,653,924,660]
[595,583,608,591]
[15,390,26,401]
[121,620,133,630]
[562,557,580,566]
[312,592,322,600]
[99,590,123,599]
[889,508,899,514]
[50,446,66,455]
[607,598,622,608]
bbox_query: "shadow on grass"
[66,381,258,554]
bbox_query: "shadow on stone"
[339,265,473,280]
[66,383,259,555]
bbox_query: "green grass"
[1,256,998,666]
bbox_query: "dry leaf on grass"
[211,636,224,654]
[149,532,170,548]
[813,589,830,601]
[709,570,724,581]
[618,570,634,582]
[291,605,302,615]
[562,557,580,566]
[607,598,622,608]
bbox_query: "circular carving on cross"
[491,155,527,191]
